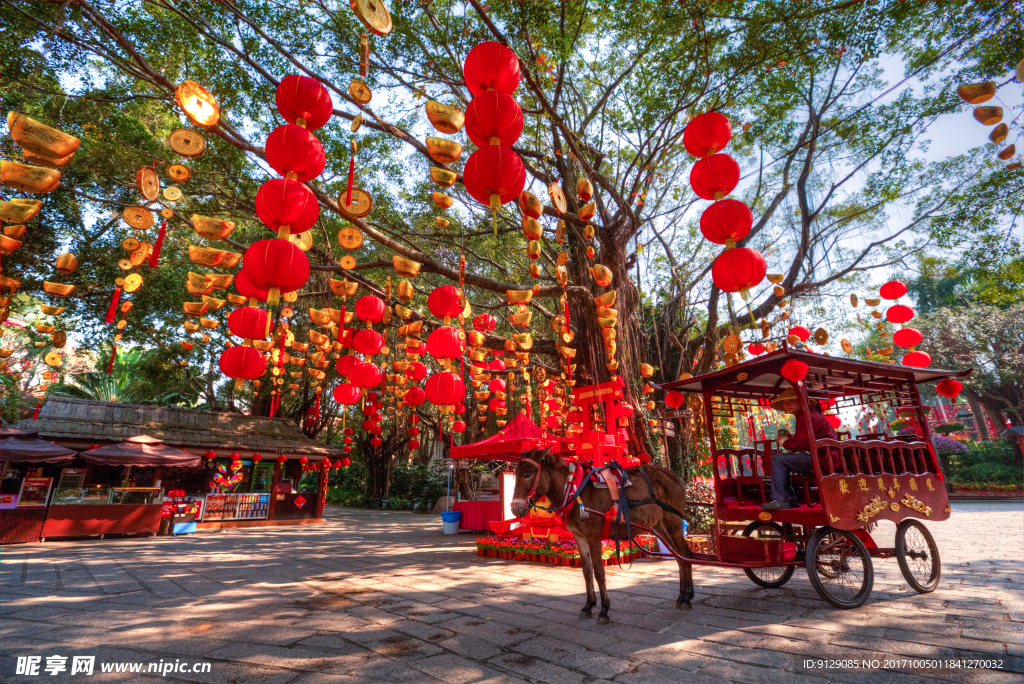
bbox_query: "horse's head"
[511,447,560,517]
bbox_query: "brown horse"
[511,447,694,624]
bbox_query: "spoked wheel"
[896,519,941,593]
[741,521,795,589]
[806,526,874,609]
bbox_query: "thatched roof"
[17,397,343,459]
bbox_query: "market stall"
[0,429,77,544]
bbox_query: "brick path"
[1,502,1020,684]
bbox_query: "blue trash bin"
[440,510,461,534]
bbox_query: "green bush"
[325,461,447,511]
[950,440,1022,485]
[934,422,966,435]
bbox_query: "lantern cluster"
[880,280,931,368]
[956,81,1019,171]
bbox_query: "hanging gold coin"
[167,164,191,182]
[349,80,372,104]
[289,231,313,251]
[129,243,150,266]
[116,319,128,330]
[163,186,182,201]
[339,188,373,218]
[117,259,133,271]
[813,328,829,345]
[350,0,393,35]
[338,226,364,250]
[841,339,853,353]
[121,236,141,252]
[168,129,206,158]
[548,183,567,213]
[52,331,66,348]
[44,351,62,367]
[120,301,133,314]
[722,334,742,354]
[281,307,294,318]
[123,273,143,293]
[136,167,160,201]
[340,254,358,270]
[123,206,154,230]
[351,114,364,133]
[160,208,174,219]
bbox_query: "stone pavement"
[1,502,1021,684]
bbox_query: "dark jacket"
[784,410,842,472]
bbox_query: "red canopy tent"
[80,435,201,468]
[0,429,77,464]
[448,412,566,461]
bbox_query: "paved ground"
[1,502,1021,684]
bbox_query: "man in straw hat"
[761,386,838,510]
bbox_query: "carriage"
[650,344,969,608]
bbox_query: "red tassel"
[314,393,320,420]
[149,220,167,268]
[32,402,41,420]
[105,287,121,323]
[107,345,118,374]
[345,154,355,206]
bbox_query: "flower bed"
[475,535,659,566]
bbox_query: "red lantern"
[277,454,287,464]
[683,112,732,158]
[235,270,269,303]
[406,361,427,381]
[879,280,907,300]
[826,414,842,429]
[362,419,377,431]
[353,329,385,356]
[255,179,320,236]
[407,439,420,450]
[455,403,465,415]
[333,382,360,405]
[228,307,269,341]
[545,415,561,429]
[428,286,462,319]
[427,327,466,360]
[665,391,684,409]
[341,457,351,467]
[336,354,359,376]
[350,361,383,388]
[205,450,216,460]
[463,41,520,97]
[230,452,241,461]
[275,75,333,130]
[488,398,507,412]
[690,154,740,200]
[788,326,810,342]
[344,427,353,434]
[893,327,923,348]
[488,359,506,372]
[473,313,497,333]
[699,199,752,245]
[462,146,526,233]
[219,346,267,382]
[902,350,931,367]
[242,238,310,305]
[748,342,765,355]
[265,124,326,181]
[370,437,382,447]
[464,91,524,147]
[780,359,809,382]
[405,386,427,406]
[425,372,465,406]
[299,456,309,465]
[886,304,915,324]
[488,378,506,393]
[452,420,466,433]
[408,426,421,437]
[711,247,766,293]
[408,414,421,425]
[935,378,963,399]
[355,295,386,324]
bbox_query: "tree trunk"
[964,393,991,440]
[363,430,404,499]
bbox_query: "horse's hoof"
[597,616,610,625]
[580,610,592,619]
[676,601,692,610]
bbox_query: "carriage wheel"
[806,526,874,609]
[896,519,941,593]
[741,521,796,589]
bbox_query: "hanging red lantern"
[265,124,326,181]
[462,145,526,234]
[350,361,383,388]
[428,286,462,319]
[711,247,766,294]
[665,391,684,409]
[370,437,382,447]
[886,304,915,324]
[230,452,241,461]
[699,199,752,245]
[341,457,351,467]
[241,238,310,305]
[690,154,740,200]
[825,414,842,429]
[902,350,931,367]
[747,342,765,355]
[407,426,421,438]
[425,372,465,406]
[545,415,561,429]
[362,419,377,431]
[219,346,267,386]
[473,313,497,332]
[205,450,216,460]
[235,270,269,303]
[407,439,420,450]
[452,420,466,433]
[488,378,506,393]
[780,359,809,382]
[333,382,360,405]
[464,91,524,147]
[406,361,427,381]
[275,75,333,130]
[879,280,907,300]
[353,329,385,356]
[276,454,287,464]
[788,325,810,342]
[463,41,520,97]
[336,354,359,376]
[427,327,466,360]
[455,402,466,415]
[255,179,320,236]
[488,359,506,372]
[228,307,270,341]
[408,414,421,425]
[935,378,963,399]
[893,327,923,348]
[355,295,386,324]
[683,112,732,158]
[405,386,427,406]
[488,398,507,412]
[299,456,309,465]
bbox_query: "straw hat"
[770,387,800,412]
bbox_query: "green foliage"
[934,422,966,435]
[0,372,21,423]
[950,439,1022,485]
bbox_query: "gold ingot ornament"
[425,100,465,134]
[426,137,463,164]
[7,112,81,159]
[0,161,61,193]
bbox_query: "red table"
[452,500,501,531]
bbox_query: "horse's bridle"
[518,457,544,510]
[518,457,579,513]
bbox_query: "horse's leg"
[588,533,611,624]
[656,516,694,610]
[573,531,597,618]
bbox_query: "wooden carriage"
[654,343,970,608]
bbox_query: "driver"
[761,386,838,511]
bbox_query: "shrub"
[950,439,1022,485]
[934,422,966,435]
[934,435,968,455]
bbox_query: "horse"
[510,447,695,624]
